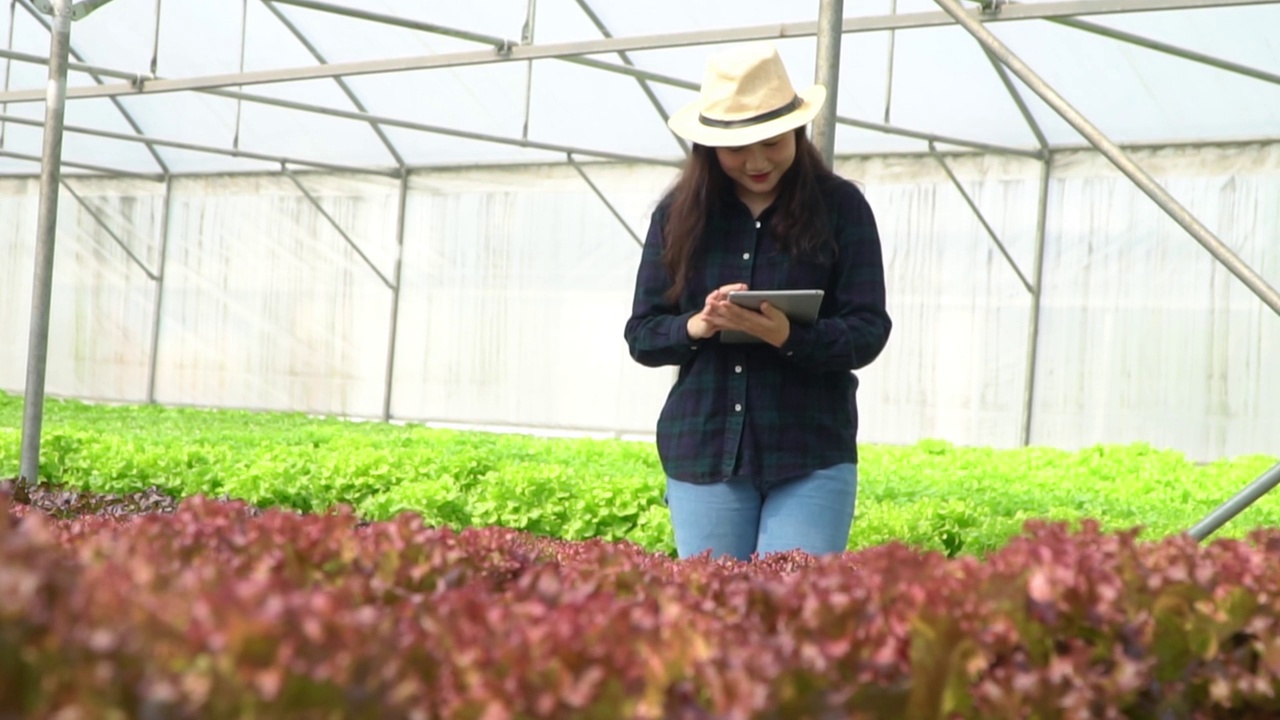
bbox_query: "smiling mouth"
[747,172,771,182]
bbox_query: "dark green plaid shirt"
[623,174,891,486]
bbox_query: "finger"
[709,302,757,330]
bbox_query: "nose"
[744,145,767,172]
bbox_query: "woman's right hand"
[687,283,748,340]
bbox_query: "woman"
[623,44,892,561]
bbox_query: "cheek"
[770,148,796,172]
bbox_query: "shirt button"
[734,403,743,412]
[734,365,743,373]
[754,220,761,229]
[742,252,751,260]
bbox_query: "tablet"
[721,289,824,344]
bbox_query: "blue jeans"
[664,463,858,560]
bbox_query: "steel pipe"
[381,172,408,422]
[282,166,395,289]
[1189,462,1280,542]
[5,0,1278,105]
[1054,17,1280,88]
[812,0,844,167]
[18,0,72,487]
[145,176,172,404]
[929,143,1034,293]
[18,0,169,173]
[934,0,1280,316]
[1020,158,1051,446]
[567,153,642,248]
[259,0,405,167]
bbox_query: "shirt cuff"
[777,322,809,359]
[672,311,700,350]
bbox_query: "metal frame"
[1021,159,1051,447]
[929,143,1035,293]
[934,0,1280,316]
[934,0,1280,540]
[259,0,405,168]
[1189,462,1280,541]
[4,0,1276,105]
[8,0,1277,536]
[6,0,1275,168]
[18,0,75,485]
[812,0,844,166]
[145,176,172,404]
[567,153,643,248]
[571,0,688,155]
[381,172,408,422]
[881,0,898,125]
[1,0,16,148]
[1052,17,1280,88]
[59,177,160,279]
[0,109,396,176]
[0,147,159,178]
[16,0,168,172]
[281,167,395,289]
[0,50,1037,162]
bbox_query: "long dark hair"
[660,126,834,304]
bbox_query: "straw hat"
[667,44,827,148]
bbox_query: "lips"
[747,172,771,183]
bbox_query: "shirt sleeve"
[623,206,702,368]
[777,180,892,373]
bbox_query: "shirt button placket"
[745,219,760,263]
[723,216,758,477]
[722,353,748,477]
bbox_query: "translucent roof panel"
[2,0,1278,175]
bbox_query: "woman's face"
[714,130,797,204]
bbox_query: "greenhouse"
[3,0,1280,714]
[3,0,1279,459]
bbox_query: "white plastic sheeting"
[391,165,677,432]
[3,2,1280,175]
[153,174,401,416]
[0,177,164,401]
[1030,145,1280,456]
[3,144,1277,459]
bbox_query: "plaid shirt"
[624,174,891,486]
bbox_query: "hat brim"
[667,85,827,148]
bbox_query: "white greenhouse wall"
[2,143,1278,461]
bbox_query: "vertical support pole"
[520,0,537,140]
[18,0,72,487]
[146,175,173,404]
[1020,157,1051,446]
[233,0,248,150]
[149,0,163,76]
[812,0,843,167]
[382,171,409,422]
[2,0,16,148]
[882,0,897,125]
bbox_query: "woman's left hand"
[706,298,791,347]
